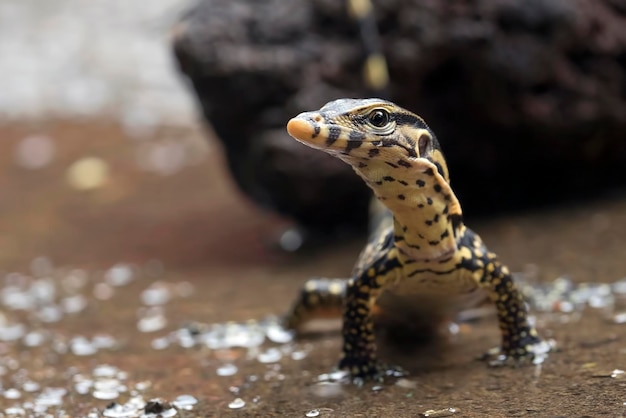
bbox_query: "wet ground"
[1,121,626,417]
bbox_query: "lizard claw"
[481,338,556,367]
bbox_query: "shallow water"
[1,121,626,417]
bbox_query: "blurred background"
[0,0,625,416]
[0,0,194,122]
[0,0,276,270]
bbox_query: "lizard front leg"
[339,256,400,380]
[480,256,551,362]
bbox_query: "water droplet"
[93,364,119,378]
[216,364,238,377]
[171,394,198,410]
[22,330,44,347]
[93,389,120,400]
[32,279,56,302]
[159,407,178,417]
[0,323,26,341]
[317,370,348,382]
[61,295,88,313]
[151,337,170,350]
[4,407,25,415]
[127,395,147,409]
[265,322,294,344]
[448,322,460,335]
[137,307,167,333]
[3,388,21,399]
[203,322,265,349]
[421,407,459,417]
[612,312,626,324]
[135,381,152,391]
[94,378,122,391]
[291,350,308,361]
[37,305,63,323]
[70,336,98,356]
[105,264,135,287]
[557,300,574,313]
[93,334,117,349]
[22,381,40,392]
[177,332,196,348]
[228,398,245,409]
[14,134,55,169]
[34,387,67,407]
[612,279,626,294]
[1,287,34,310]
[305,409,320,417]
[257,347,282,364]
[75,379,93,395]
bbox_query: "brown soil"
[0,120,625,417]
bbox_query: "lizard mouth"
[287,116,388,153]
[287,114,423,161]
[286,116,327,148]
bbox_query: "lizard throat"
[355,158,464,262]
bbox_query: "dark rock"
[172,0,626,233]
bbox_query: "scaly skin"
[283,98,551,380]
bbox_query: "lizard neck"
[350,157,464,262]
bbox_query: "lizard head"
[286,98,450,183]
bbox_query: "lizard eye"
[367,109,390,128]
